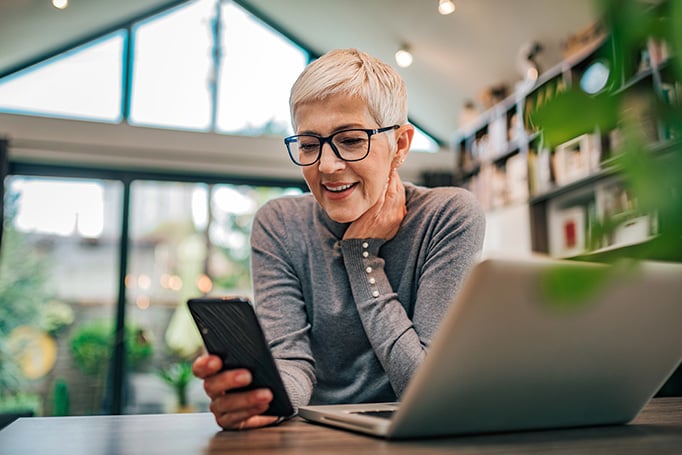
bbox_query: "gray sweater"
[251,183,485,409]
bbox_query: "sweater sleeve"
[340,188,485,396]
[250,199,316,410]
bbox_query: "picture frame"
[552,134,599,186]
[549,206,586,258]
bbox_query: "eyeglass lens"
[289,129,370,165]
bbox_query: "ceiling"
[0,0,599,144]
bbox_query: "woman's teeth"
[326,183,353,192]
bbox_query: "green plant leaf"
[531,88,620,148]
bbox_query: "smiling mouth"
[324,183,356,193]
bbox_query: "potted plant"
[69,320,154,413]
[157,361,195,413]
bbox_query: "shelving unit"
[453,31,680,261]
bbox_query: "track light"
[395,45,413,68]
[438,0,455,15]
[52,0,69,9]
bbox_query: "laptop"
[297,257,682,439]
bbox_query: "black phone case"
[187,296,294,417]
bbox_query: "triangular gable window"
[129,0,214,131]
[0,31,125,122]
[216,3,307,136]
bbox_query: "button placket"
[362,241,380,298]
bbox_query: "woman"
[193,48,485,430]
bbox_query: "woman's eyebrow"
[298,124,366,136]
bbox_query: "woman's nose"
[317,142,346,173]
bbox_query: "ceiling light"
[52,0,68,9]
[395,46,413,68]
[438,0,455,15]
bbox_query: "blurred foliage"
[0,193,52,397]
[69,320,153,377]
[40,300,75,338]
[0,391,42,415]
[540,263,614,309]
[210,185,302,292]
[533,89,620,148]
[53,379,70,416]
[531,0,682,262]
[157,360,194,407]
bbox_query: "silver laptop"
[298,257,682,439]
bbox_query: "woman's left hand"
[344,169,406,241]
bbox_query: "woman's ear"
[393,124,414,169]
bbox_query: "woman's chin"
[323,205,362,224]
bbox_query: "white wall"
[0,113,455,184]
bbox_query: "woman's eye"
[338,137,366,148]
[299,143,318,152]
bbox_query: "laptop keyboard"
[352,410,395,420]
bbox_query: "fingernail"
[256,389,272,401]
[236,371,252,385]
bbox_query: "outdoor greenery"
[157,361,194,409]
[69,320,154,377]
[68,320,154,413]
[0,194,52,411]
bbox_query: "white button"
[369,278,376,284]
[366,267,372,274]
[362,242,369,249]
[362,251,369,258]
[372,290,380,298]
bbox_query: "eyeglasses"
[284,125,399,166]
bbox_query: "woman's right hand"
[192,354,279,430]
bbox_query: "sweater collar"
[317,205,349,239]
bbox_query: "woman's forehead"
[294,95,374,131]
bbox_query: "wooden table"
[1,397,681,454]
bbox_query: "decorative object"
[580,60,611,94]
[6,326,57,380]
[552,133,600,186]
[550,206,586,258]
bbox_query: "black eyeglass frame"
[283,125,400,166]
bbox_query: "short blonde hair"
[289,48,408,131]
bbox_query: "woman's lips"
[322,182,357,199]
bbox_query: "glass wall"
[124,181,301,413]
[0,173,302,417]
[0,176,122,417]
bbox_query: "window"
[411,126,440,153]
[0,0,437,147]
[129,0,214,130]
[0,172,303,417]
[0,33,124,122]
[1,176,122,417]
[125,180,302,414]
[215,3,308,136]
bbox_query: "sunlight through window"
[0,33,124,121]
[129,0,214,130]
[216,3,307,136]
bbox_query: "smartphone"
[187,296,294,417]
